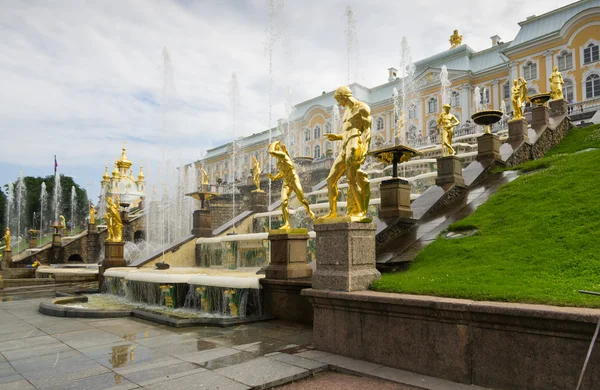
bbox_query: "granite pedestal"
[435,156,465,188]
[2,250,12,269]
[477,133,502,165]
[549,98,567,117]
[51,233,62,248]
[88,223,97,233]
[265,230,312,280]
[312,222,380,292]
[28,237,37,249]
[379,178,413,219]
[531,105,549,129]
[192,209,213,237]
[508,118,529,143]
[250,190,268,213]
[103,241,126,268]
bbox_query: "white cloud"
[0,0,575,194]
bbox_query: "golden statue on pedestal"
[511,77,528,120]
[4,227,10,252]
[319,86,371,222]
[395,111,405,141]
[200,168,209,185]
[450,30,463,49]
[89,203,96,225]
[59,215,66,228]
[437,104,459,156]
[252,156,263,192]
[106,197,123,242]
[549,66,564,100]
[268,141,315,229]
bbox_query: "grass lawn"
[372,124,600,307]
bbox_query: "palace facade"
[196,0,600,185]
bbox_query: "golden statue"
[320,86,371,221]
[106,197,123,242]
[59,215,66,228]
[450,30,463,49]
[200,168,209,185]
[252,156,262,192]
[549,66,564,100]
[511,77,528,120]
[268,141,316,229]
[395,111,405,140]
[4,227,10,252]
[89,203,96,225]
[437,104,459,155]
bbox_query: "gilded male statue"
[201,168,209,185]
[321,86,371,221]
[267,141,315,229]
[4,227,10,252]
[437,104,459,155]
[89,203,96,225]
[511,77,528,120]
[549,66,564,100]
[252,156,262,192]
[106,197,123,242]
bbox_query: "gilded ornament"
[252,157,262,192]
[89,203,96,225]
[449,30,463,49]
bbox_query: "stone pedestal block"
[52,233,62,248]
[477,133,502,164]
[2,250,12,269]
[192,209,213,237]
[435,156,465,188]
[28,237,37,249]
[249,191,268,213]
[508,118,529,143]
[265,231,312,279]
[549,98,567,117]
[379,178,413,219]
[103,241,126,268]
[531,106,549,129]
[312,222,380,292]
[88,223,97,233]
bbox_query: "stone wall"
[303,289,600,390]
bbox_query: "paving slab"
[21,363,111,389]
[52,328,125,349]
[293,350,331,359]
[0,335,57,352]
[144,369,250,390]
[119,361,203,386]
[267,353,329,371]
[215,357,309,389]
[42,372,138,390]
[77,342,171,370]
[199,350,261,370]
[314,353,383,375]
[2,342,73,361]
[177,347,241,364]
[0,329,46,342]
[370,365,445,388]
[275,371,420,390]
[0,378,36,389]
[232,339,299,354]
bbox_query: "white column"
[491,80,499,110]
[509,61,518,83]
[544,50,553,93]
[460,84,471,119]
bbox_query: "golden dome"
[137,165,145,182]
[116,147,133,170]
[101,165,110,183]
[111,163,120,179]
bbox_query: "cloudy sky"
[0,0,575,198]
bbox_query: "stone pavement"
[0,297,487,389]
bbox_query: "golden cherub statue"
[106,197,123,242]
[268,141,315,229]
[438,104,460,155]
[320,86,371,221]
[200,168,209,185]
[511,77,528,121]
[4,227,11,252]
[89,203,96,225]
[549,66,564,100]
[251,156,263,192]
[450,30,463,49]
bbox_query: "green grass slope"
[372,124,600,307]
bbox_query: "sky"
[0,0,577,199]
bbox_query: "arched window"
[523,61,537,80]
[563,79,574,102]
[325,123,331,134]
[376,117,384,131]
[450,91,460,107]
[584,43,599,64]
[503,82,510,99]
[408,104,417,119]
[586,74,600,99]
[314,126,321,139]
[325,140,332,151]
[557,51,573,71]
[304,129,311,141]
[479,88,490,104]
[304,146,310,157]
[314,145,321,159]
[428,120,437,135]
[407,126,418,141]
[427,98,438,113]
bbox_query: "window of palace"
[376,117,384,131]
[584,43,599,64]
[586,74,600,99]
[428,120,437,135]
[450,91,460,107]
[523,61,537,80]
[557,51,573,71]
[325,122,331,134]
[427,98,438,113]
[503,82,510,99]
[305,129,310,141]
[479,87,490,104]
[563,79,574,101]
[305,146,310,156]
[325,140,332,151]
[314,145,321,159]
[314,126,321,139]
[408,104,417,119]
